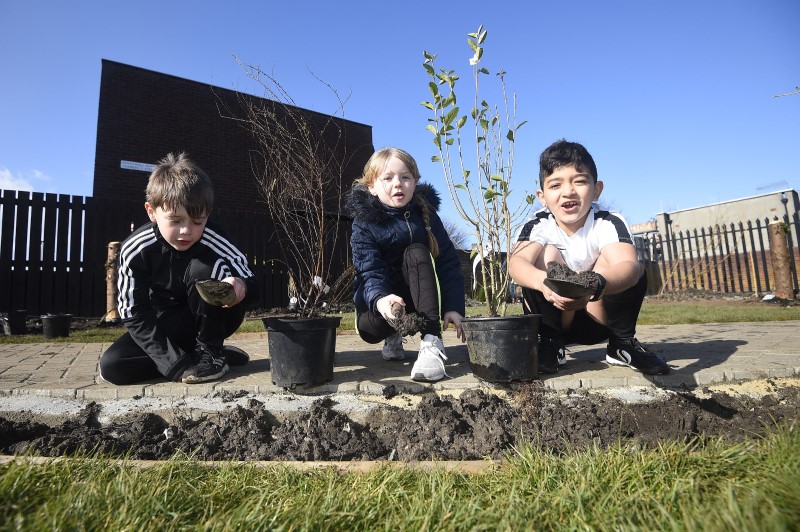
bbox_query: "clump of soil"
[544,262,604,298]
[388,312,425,337]
[2,381,799,461]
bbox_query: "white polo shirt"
[515,204,634,272]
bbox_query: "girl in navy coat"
[346,147,466,382]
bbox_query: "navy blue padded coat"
[346,182,466,317]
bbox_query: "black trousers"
[357,243,440,344]
[99,257,245,384]
[522,270,648,345]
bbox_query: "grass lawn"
[2,429,798,529]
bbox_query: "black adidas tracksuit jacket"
[116,220,258,377]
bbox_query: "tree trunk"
[103,241,121,322]
[768,221,794,300]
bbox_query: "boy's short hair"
[146,152,214,218]
[539,139,598,189]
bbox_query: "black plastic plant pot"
[462,314,541,383]
[262,316,342,388]
[2,310,27,335]
[41,313,72,339]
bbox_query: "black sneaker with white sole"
[182,343,229,383]
[606,337,670,375]
[537,336,565,375]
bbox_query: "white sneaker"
[411,334,448,382]
[381,332,406,360]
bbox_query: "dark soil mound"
[2,381,798,461]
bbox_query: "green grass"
[638,302,800,325]
[1,429,798,530]
[2,300,799,344]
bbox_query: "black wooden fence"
[637,213,800,296]
[2,188,798,318]
[0,189,345,318]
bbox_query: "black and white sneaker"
[182,343,229,383]
[222,345,250,366]
[538,336,565,375]
[606,338,670,375]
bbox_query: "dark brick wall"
[93,59,374,214]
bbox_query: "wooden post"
[103,241,120,322]
[768,221,794,300]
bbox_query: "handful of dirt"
[386,303,424,337]
[195,279,236,306]
[544,262,604,299]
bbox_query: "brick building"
[90,60,375,310]
[92,59,374,214]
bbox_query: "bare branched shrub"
[220,58,355,317]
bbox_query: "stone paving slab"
[0,321,798,404]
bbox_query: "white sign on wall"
[120,160,156,172]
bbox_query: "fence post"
[102,241,121,322]
[768,220,795,300]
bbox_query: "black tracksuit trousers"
[522,270,648,345]
[357,243,441,344]
[99,257,246,384]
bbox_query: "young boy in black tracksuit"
[99,152,259,385]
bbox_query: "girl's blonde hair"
[357,147,439,257]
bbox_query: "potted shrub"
[422,26,541,382]
[226,62,356,388]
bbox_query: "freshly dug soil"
[2,380,798,461]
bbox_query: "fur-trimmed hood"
[345,182,442,224]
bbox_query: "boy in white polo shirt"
[509,139,669,375]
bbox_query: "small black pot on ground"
[462,314,541,383]
[262,316,341,388]
[41,313,72,339]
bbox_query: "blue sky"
[1,0,798,229]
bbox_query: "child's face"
[145,202,208,251]
[537,164,603,235]
[368,156,416,208]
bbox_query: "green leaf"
[444,106,460,125]
[479,67,490,75]
[478,28,487,44]
[507,130,514,141]
[468,39,479,52]
[457,116,467,128]
[490,174,503,182]
[428,81,439,96]
[455,184,467,191]
[423,63,434,76]
[446,137,455,145]
[479,119,489,131]
[426,125,437,135]
[421,101,434,110]
[432,156,441,162]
